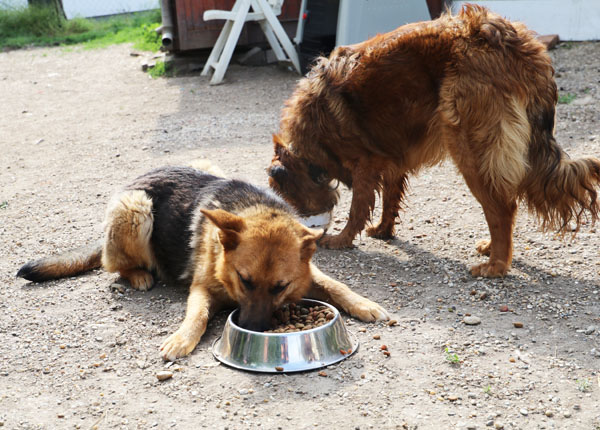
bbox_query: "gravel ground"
[1,41,599,430]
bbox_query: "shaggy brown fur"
[17,166,389,361]
[268,5,600,278]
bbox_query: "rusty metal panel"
[173,0,301,51]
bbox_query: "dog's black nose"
[268,165,287,181]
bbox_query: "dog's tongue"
[298,212,332,229]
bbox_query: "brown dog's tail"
[521,133,600,234]
[16,240,103,282]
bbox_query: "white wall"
[63,0,158,19]
[453,0,600,41]
[0,0,158,18]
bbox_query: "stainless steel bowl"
[212,299,359,373]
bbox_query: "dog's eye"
[270,281,290,296]
[237,272,256,291]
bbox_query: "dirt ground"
[1,40,599,430]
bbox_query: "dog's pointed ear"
[201,209,246,251]
[298,226,324,262]
[272,134,287,156]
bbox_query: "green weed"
[444,347,460,365]
[558,93,576,104]
[576,378,592,392]
[148,60,174,78]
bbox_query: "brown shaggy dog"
[268,5,600,278]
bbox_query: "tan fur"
[102,190,156,289]
[269,5,600,278]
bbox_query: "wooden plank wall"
[174,0,301,51]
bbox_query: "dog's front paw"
[346,297,390,322]
[470,261,508,278]
[160,329,199,361]
[319,233,354,249]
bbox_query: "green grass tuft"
[148,60,174,78]
[558,92,576,104]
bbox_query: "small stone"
[448,395,459,401]
[156,371,173,381]
[463,316,481,325]
[499,305,509,312]
[544,410,553,417]
[519,408,528,416]
[509,357,516,363]
[494,422,504,429]
[563,411,571,418]
[584,325,596,335]
[387,319,397,327]
[373,334,381,340]
[573,404,580,411]
[513,322,524,328]
[485,420,494,427]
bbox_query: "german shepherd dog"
[17,166,389,361]
[268,5,600,278]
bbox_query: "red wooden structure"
[171,0,301,51]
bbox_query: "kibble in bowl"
[212,299,359,373]
[265,303,335,333]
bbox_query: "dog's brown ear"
[201,209,246,251]
[299,226,324,262]
[272,134,287,155]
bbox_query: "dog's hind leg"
[320,165,379,249]
[367,170,408,239]
[457,169,518,277]
[102,190,156,290]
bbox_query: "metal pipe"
[159,0,174,49]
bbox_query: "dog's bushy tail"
[521,133,600,234]
[17,240,103,282]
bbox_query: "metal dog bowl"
[212,299,359,373]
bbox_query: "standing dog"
[17,166,389,361]
[268,5,600,278]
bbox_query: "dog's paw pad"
[366,225,394,240]
[127,271,154,291]
[319,234,353,249]
[160,331,197,361]
[349,299,390,322]
[470,261,507,278]
[475,239,491,256]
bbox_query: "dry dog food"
[265,303,335,333]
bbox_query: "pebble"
[563,411,572,418]
[156,371,173,381]
[494,423,504,430]
[519,408,528,416]
[584,325,596,335]
[499,305,509,312]
[513,322,524,328]
[463,316,481,325]
[544,410,553,417]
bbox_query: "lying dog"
[268,5,600,278]
[17,166,389,361]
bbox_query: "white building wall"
[453,0,600,41]
[0,0,158,18]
